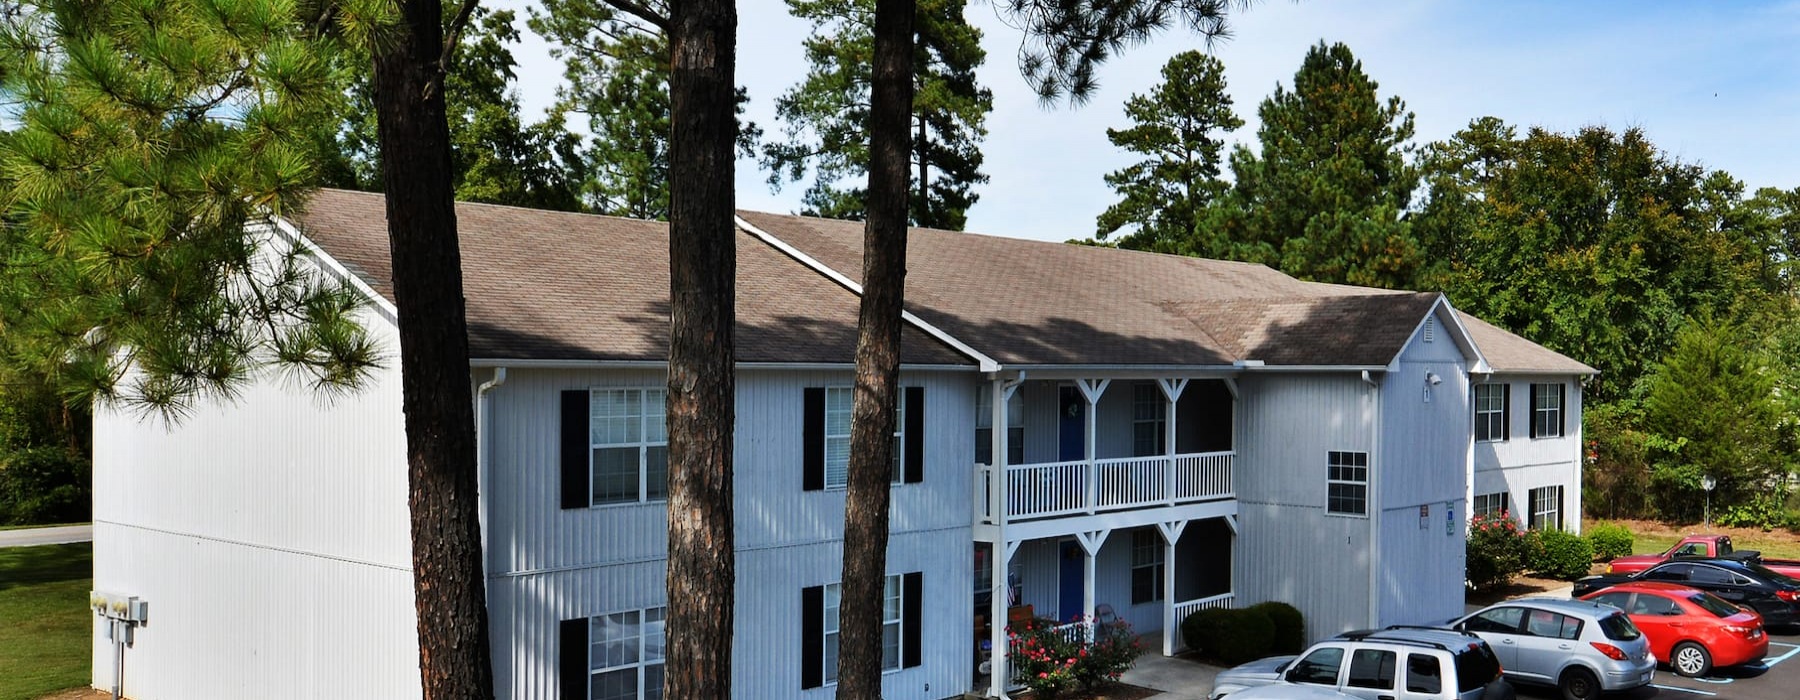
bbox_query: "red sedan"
[1581,581,1768,677]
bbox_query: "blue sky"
[502,0,1800,242]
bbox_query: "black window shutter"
[1528,384,1540,439]
[561,390,590,509]
[904,387,925,484]
[1556,485,1566,531]
[560,617,588,700]
[1501,384,1511,442]
[801,585,824,689]
[804,388,825,491]
[1557,383,1567,437]
[903,571,923,668]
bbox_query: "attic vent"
[1423,317,1436,343]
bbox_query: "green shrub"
[1527,528,1595,580]
[1180,606,1231,654]
[1213,608,1276,665]
[1466,512,1528,590]
[1583,522,1634,560]
[0,447,90,525]
[1249,601,1305,654]
[1009,616,1145,698]
[1075,618,1144,692]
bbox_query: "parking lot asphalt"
[1511,628,1800,700]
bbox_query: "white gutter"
[475,367,508,583]
[1361,370,1383,629]
[734,215,1002,373]
[467,359,979,372]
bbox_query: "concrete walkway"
[0,523,93,547]
[1123,653,1223,700]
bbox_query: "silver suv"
[1210,627,1511,700]
[1449,598,1655,700]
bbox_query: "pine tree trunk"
[369,2,496,698]
[664,1,737,698]
[836,0,913,697]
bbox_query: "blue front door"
[1058,386,1084,461]
[1058,540,1083,624]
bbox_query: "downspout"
[476,367,508,583]
[1360,370,1383,629]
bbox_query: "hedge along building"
[89,189,1594,700]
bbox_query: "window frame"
[822,575,903,685]
[1326,450,1370,517]
[1528,486,1561,531]
[1473,492,1510,520]
[823,387,905,490]
[1132,383,1168,458]
[975,388,1025,466]
[588,388,669,506]
[1473,383,1507,442]
[586,605,667,700]
[1530,382,1564,439]
[1130,529,1166,605]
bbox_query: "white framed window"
[975,388,1025,465]
[1132,383,1167,457]
[1327,451,1369,516]
[1530,383,1563,439]
[823,575,902,684]
[823,387,906,489]
[1473,492,1510,519]
[590,389,668,505]
[1473,383,1507,442]
[1529,486,1562,531]
[1130,529,1165,604]
[588,607,666,700]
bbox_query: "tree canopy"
[1095,50,1240,253]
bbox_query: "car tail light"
[1591,642,1629,661]
[1777,589,1800,604]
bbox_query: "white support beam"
[1162,534,1179,656]
[989,539,1012,699]
[1003,539,1022,562]
[1084,544,1098,643]
[1222,514,1239,536]
[1221,377,1240,402]
[1080,379,1107,514]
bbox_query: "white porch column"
[989,539,1020,699]
[1157,520,1189,656]
[1157,379,1189,504]
[1075,530,1110,643]
[1076,379,1109,514]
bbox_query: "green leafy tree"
[1416,120,1787,402]
[328,4,585,211]
[1221,41,1422,287]
[1095,50,1240,253]
[762,0,992,230]
[1640,317,1786,520]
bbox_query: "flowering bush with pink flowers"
[1007,615,1143,698]
[1467,511,1530,590]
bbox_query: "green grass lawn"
[0,543,91,700]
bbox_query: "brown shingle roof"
[1168,293,1442,367]
[292,189,973,365]
[1458,312,1599,375]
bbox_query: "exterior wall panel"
[1471,375,1584,533]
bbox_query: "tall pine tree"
[1096,50,1240,254]
[1224,41,1422,288]
[762,0,991,230]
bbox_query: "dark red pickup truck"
[1605,535,1800,579]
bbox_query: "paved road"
[0,524,93,547]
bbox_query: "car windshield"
[1743,562,1800,586]
[1597,612,1641,641]
[1688,592,1744,618]
[1453,643,1500,693]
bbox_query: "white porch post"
[990,539,1020,699]
[1076,379,1109,514]
[1075,530,1110,643]
[1157,520,1189,656]
[1157,379,1188,504]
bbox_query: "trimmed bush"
[1249,601,1305,654]
[1212,608,1276,665]
[1584,522,1634,560]
[1528,528,1595,580]
[1180,606,1231,654]
[1466,512,1529,590]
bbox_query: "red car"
[1581,582,1768,677]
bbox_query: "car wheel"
[1559,667,1600,700]
[1672,641,1712,678]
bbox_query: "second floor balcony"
[976,450,1234,522]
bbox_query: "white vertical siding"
[484,367,980,699]
[90,304,419,700]
[1470,375,1584,533]
[1232,373,1377,640]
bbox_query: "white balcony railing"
[976,451,1233,523]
